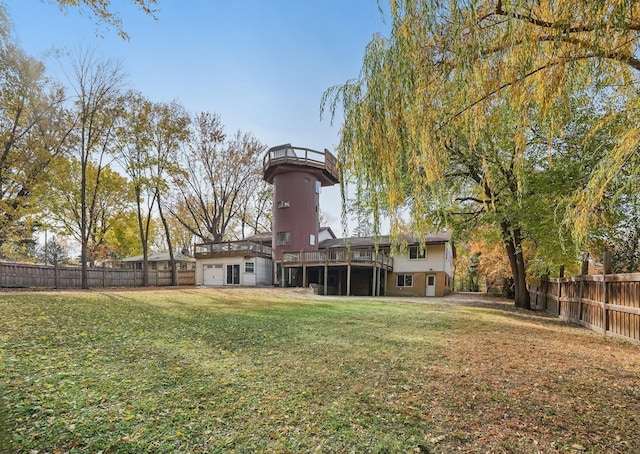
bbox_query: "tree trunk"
[501,220,530,309]
[142,243,149,287]
[81,157,89,289]
[135,187,149,287]
[157,195,177,286]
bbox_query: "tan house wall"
[386,271,449,297]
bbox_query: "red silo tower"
[263,144,339,283]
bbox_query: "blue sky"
[6,0,390,235]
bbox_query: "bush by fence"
[0,262,195,289]
[530,273,640,346]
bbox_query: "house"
[194,144,454,296]
[121,251,196,271]
[194,234,273,287]
[383,233,453,297]
[315,232,453,297]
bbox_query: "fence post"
[555,266,563,316]
[602,251,611,336]
[577,259,588,324]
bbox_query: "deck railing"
[263,145,338,179]
[281,249,393,269]
[195,241,272,258]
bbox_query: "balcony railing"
[281,248,393,269]
[263,144,338,183]
[195,241,272,258]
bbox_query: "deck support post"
[347,261,351,296]
[371,254,377,297]
[324,251,329,296]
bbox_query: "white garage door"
[203,264,224,286]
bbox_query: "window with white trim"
[310,234,316,246]
[409,246,426,260]
[277,200,290,208]
[245,261,255,273]
[396,274,413,287]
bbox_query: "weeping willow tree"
[323,0,640,308]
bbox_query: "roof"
[122,251,196,262]
[244,231,273,244]
[319,226,337,239]
[319,232,452,249]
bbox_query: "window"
[277,200,290,208]
[315,181,321,194]
[245,261,255,273]
[396,274,413,287]
[310,234,316,246]
[276,232,291,245]
[409,246,426,260]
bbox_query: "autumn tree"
[323,0,640,308]
[115,92,156,285]
[65,50,125,287]
[0,14,69,252]
[173,113,267,243]
[148,100,190,285]
[42,158,135,265]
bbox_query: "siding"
[386,271,448,297]
[196,256,272,287]
[392,244,446,273]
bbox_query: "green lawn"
[1,289,639,453]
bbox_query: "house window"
[310,234,316,246]
[276,232,291,245]
[396,274,413,287]
[409,246,426,260]
[277,200,290,208]
[315,181,321,194]
[245,261,254,273]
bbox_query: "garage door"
[203,264,224,286]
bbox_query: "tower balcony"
[263,144,339,186]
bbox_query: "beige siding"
[386,271,449,297]
[392,244,446,273]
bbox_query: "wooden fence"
[0,262,195,289]
[530,273,640,345]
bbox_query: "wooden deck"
[280,249,393,271]
[194,241,272,259]
[263,144,339,185]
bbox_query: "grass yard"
[1,289,639,453]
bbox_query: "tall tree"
[66,50,124,287]
[148,100,190,285]
[0,15,69,251]
[116,92,156,286]
[323,0,640,308]
[173,113,267,243]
